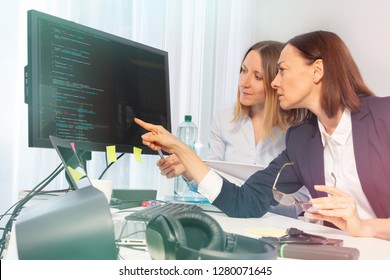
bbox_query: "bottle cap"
[184,115,192,122]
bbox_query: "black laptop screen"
[50,135,92,189]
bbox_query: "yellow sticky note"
[106,145,117,164]
[133,147,142,163]
[67,166,85,182]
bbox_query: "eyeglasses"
[271,162,313,211]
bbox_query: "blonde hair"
[233,41,294,141]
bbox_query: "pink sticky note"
[70,142,76,153]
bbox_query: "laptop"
[49,135,92,190]
[49,135,157,208]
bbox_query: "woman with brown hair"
[135,31,390,240]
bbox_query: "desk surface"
[113,205,390,260]
[210,211,390,260]
[6,204,390,260]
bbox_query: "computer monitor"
[25,10,171,155]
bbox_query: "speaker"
[146,210,277,260]
[15,186,118,260]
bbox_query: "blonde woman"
[159,41,310,218]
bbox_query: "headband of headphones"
[146,210,277,260]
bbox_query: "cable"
[1,164,64,236]
[12,164,64,213]
[286,227,328,243]
[0,163,64,258]
[0,163,64,222]
[98,153,125,179]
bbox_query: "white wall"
[256,0,390,97]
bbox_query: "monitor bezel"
[25,9,171,154]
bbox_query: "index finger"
[134,118,165,135]
[134,118,152,131]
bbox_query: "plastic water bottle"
[177,115,197,150]
[174,115,207,203]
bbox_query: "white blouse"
[207,106,285,167]
[202,105,311,218]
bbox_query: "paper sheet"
[245,227,287,238]
[204,159,263,182]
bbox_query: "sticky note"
[106,145,117,164]
[67,166,85,182]
[70,142,76,153]
[133,147,142,163]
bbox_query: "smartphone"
[326,238,343,246]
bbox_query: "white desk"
[210,211,390,260]
[112,205,390,260]
[5,204,390,260]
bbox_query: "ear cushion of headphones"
[146,210,277,260]
[173,211,225,252]
[146,213,188,260]
[146,210,225,260]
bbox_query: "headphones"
[146,210,277,260]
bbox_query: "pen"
[157,149,164,159]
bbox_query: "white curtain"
[2,0,390,224]
[0,0,265,217]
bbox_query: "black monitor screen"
[25,10,171,154]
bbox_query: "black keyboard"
[125,202,203,222]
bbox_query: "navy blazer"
[213,96,390,219]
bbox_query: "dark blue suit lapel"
[351,109,370,195]
[351,101,383,216]
[308,118,326,198]
[353,96,390,218]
